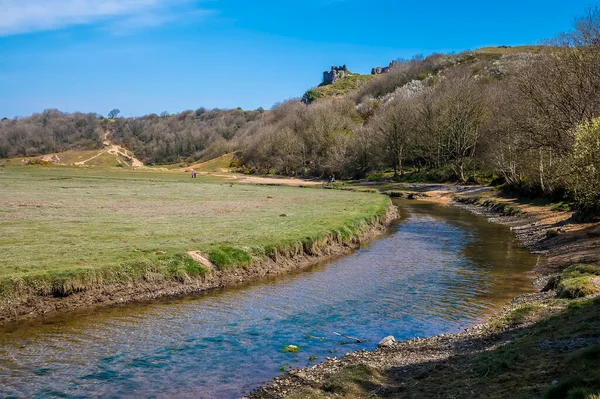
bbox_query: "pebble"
[378,336,396,347]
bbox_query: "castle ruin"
[371,60,399,75]
[323,65,348,85]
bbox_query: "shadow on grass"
[379,297,600,399]
[279,297,600,399]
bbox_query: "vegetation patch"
[454,195,522,215]
[558,264,600,299]
[321,364,382,396]
[490,303,541,330]
[303,74,378,103]
[208,246,253,269]
[183,152,235,172]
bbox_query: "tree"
[371,96,418,177]
[108,109,120,119]
[434,75,488,182]
[569,118,600,213]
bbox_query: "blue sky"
[0,0,596,117]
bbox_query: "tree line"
[238,9,600,215]
[0,107,263,164]
[108,108,263,164]
[1,9,599,214]
[0,109,103,158]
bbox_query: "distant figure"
[328,174,335,184]
[192,170,197,178]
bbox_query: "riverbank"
[0,167,396,326]
[0,204,397,325]
[250,186,600,399]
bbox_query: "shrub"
[569,118,600,214]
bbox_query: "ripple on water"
[0,200,541,399]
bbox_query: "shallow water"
[0,200,542,398]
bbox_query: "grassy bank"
[0,166,391,318]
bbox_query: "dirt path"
[105,144,144,167]
[75,131,144,168]
[201,172,323,187]
[74,151,105,165]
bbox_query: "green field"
[0,166,389,299]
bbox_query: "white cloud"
[0,0,206,36]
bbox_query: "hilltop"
[300,45,554,104]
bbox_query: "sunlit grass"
[0,166,389,298]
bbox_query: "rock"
[285,345,300,353]
[541,274,560,292]
[371,60,399,75]
[378,336,396,347]
[323,65,348,85]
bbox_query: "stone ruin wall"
[371,60,399,75]
[322,65,349,85]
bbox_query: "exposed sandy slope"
[60,130,145,167]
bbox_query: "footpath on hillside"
[75,131,144,167]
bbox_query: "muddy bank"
[250,190,600,399]
[0,204,398,326]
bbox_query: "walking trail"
[75,131,144,167]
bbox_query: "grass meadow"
[0,165,389,299]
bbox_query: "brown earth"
[200,172,324,187]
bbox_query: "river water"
[0,200,542,398]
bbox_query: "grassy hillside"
[303,73,378,103]
[472,45,557,58]
[185,152,235,172]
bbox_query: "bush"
[569,118,600,214]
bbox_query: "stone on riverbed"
[285,345,300,353]
[378,336,396,347]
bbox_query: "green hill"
[303,73,378,103]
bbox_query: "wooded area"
[2,9,599,213]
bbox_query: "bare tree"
[370,96,418,177]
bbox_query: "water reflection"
[0,200,542,398]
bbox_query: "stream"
[0,200,542,398]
